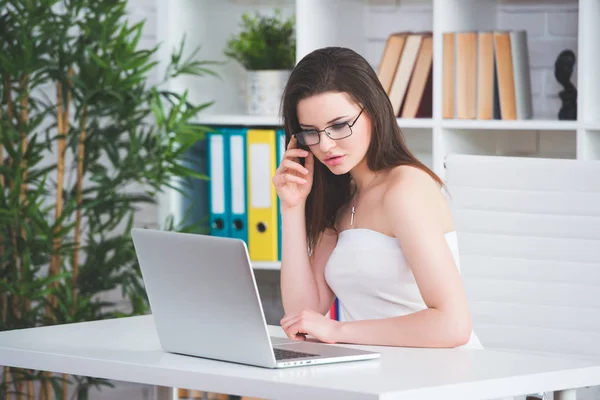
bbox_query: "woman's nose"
[318,133,336,153]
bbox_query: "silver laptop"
[130,228,380,369]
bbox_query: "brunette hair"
[281,46,443,254]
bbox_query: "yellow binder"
[246,129,278,261]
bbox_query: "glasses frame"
[294,107,365,146]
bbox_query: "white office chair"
[445,154,600,400]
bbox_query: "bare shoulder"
[383,164,443,202]
[382,165,452,232]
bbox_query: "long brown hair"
[281,46,443,254]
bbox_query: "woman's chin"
[326,164,352,175]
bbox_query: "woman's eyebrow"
[299,115,348,128]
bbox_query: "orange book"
[493,31,517,120]
[388,33,424,116]
[477,32,495,119]
[455,31,478,119]
[401,34,433,118]
[377,32,409,94]
[442,32,455,119]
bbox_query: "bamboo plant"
[0,0,219,399]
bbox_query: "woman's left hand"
[280,309,341,344]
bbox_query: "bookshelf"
[156,0,600,271]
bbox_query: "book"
[401,34,433,118]
[377,32,410,94]
[388,33,425,116]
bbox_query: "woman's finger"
[280,312,296,324]
[284,148,309,159]
[283,174,307,185]
[282,320,303,340]
[272,173,285,188]
[281,159,309,175]
[284,330,295,340]
[286,321,307,341]
[281,314,301,331]
[288,135,297,149]
[304,152,314,174]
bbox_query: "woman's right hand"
[272,136,314,210]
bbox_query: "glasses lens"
[326,123,352,140]
[297,130,320,146]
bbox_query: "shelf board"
[441,119,579,131]
[195,114,282,127]
[194,116,582,131]
[251,261,281,270]
[194,114,434,129]
[583,122,600,131]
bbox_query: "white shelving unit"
[431,0,600,174]
[250,261,283,270]
[156,0,600,270]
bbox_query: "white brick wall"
[122,0,160,232]
[499,1,579,119]
[365,1,433,70]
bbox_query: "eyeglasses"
[294,107,365,146]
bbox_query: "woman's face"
[296,92,372,175]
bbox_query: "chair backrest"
[445,154,600,359]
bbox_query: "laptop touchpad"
[270,337,295,345]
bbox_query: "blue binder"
[276,129,286,260]
[227,128,248,244]
[207,128,231,237]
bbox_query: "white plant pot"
[246,70,292,116]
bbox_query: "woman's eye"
[331,123,347,130]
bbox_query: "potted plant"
[224,9,295,116]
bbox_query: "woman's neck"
[350,161,381,192]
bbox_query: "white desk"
[1,315,599,400]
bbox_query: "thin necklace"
[350,172,380,228]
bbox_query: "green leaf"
[150,90,166,127]
[85,48,109,68]
[169,163,208,181]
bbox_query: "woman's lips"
[324,155,345,166]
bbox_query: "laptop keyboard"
[273,348,319,360]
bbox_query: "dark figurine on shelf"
[554,49,577,120]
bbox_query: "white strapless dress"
[324,228,483,349]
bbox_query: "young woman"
[272,46,482,349]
